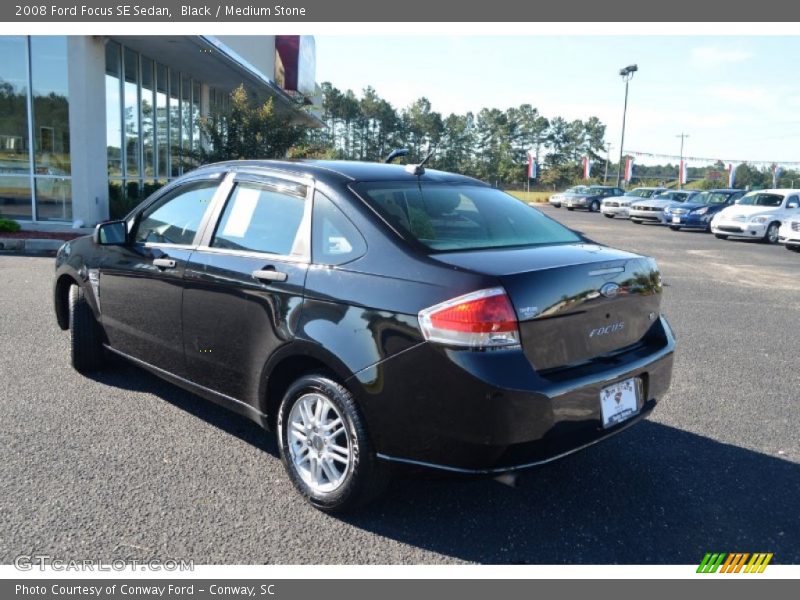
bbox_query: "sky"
[316,36,800,167]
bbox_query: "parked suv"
[54,160,676,512]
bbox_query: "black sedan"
[54,160,676,512]
[564,185,626,212]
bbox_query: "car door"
[98,174,229,375]
[181,173,311,404]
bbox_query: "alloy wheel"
[287,393,352,493]
[766,223,779,244]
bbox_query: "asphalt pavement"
[1,206,798,564]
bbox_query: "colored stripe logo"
[697,552,773,573]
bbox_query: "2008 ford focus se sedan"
[54,160,675,512]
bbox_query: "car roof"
[747,188,797,194]
[195,159,485,186]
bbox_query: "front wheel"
[277,374,389,513]
[631,219,642,225]
[589,200,600,212]
[764,222,780,244]
[603,213,615,219]
[669,225,681,231]
[566,207,574,211]
[69,285,105,373]
[714,233,728,240]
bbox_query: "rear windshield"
[625,188,658,198]
[352,182,581,252]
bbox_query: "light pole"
[676,133,689,189]
[615,64,638,188]
[604,143,613,184]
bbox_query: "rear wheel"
[566,207,574,211]
[589,200,600,212]
[69,285,105,373]
[714,233,728,240]
[277,373,389,513]
[669,225,681,231]
[764,222,780,244]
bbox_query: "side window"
[135,181,218,245]
[211,181,308,256]
[786,195,800,209]
[312,192,367,266]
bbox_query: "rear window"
[352,182,581,252]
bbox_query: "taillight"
[418,287,520,348]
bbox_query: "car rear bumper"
[353,316,676,473]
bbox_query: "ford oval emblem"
[600,282,620,298]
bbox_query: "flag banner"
[624,156,635,182]
[773,165,783,188]
[627,150,800,168]
[527,152,537,179]
[582,156,592,179]
[728,163,739,188]
[679,160,688,184]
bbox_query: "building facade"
[0,35,321,227]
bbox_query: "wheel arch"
[259,341,356,430]
[54,273,79,330]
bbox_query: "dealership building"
[0,35,321,226]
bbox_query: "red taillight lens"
[418,287,520,348]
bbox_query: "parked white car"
[601,186,666,219]
[549,185,588,208]
[711,189,800,243]
[629,190,699,225]
[777,217,800,251]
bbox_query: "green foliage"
[109,180,166,219]
[198,85,309,163]
[0,217,21,233]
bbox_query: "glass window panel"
[155,64,168,179]
[212,183,307,256]
[181,75,191,171]
[135,180,218,245]
[105,41,122,178]
[141,57,154,178]
[123,47,139,178]
[192,80,201,156]
[0,36,30,176]
[169,70,180,177]
[34,176,71,221]
[30,36,70,176]
[0,176,33,220]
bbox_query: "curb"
[0,237,64,256]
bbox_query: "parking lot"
[1,206,798,565]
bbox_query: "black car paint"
[55,160,675,474]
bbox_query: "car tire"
[566,207,574,211]
[277,373,389,513]
[764,222,780,244]
[632,219,642,225]
[787,244,800,252]
[589,200,600,212]
[714,233,728,240]
[69,284,105,373]
[669,225,681,231]
[603,213,615,219]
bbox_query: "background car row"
[548,185,800,251]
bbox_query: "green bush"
[0,218,21,233]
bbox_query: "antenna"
[405,149,436,176]
[384,148,409,163]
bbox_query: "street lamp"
[615,64,638,188]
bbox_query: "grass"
[508,191,552,203]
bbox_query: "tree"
[197,85,308,162]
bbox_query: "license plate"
[600,378,640,428]
[672,216,681,223]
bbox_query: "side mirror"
[93,220,128,245]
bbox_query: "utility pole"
[615,65,638,188]
[604,143,613,184]
[676,133,689,190]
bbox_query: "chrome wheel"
[766,223,779,244]
[287,393,351,493]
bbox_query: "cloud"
[690,46,753,68]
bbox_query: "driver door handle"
[252,268,288,283]
[153,258,176,269]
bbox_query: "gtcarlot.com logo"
[697,552,773,573]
